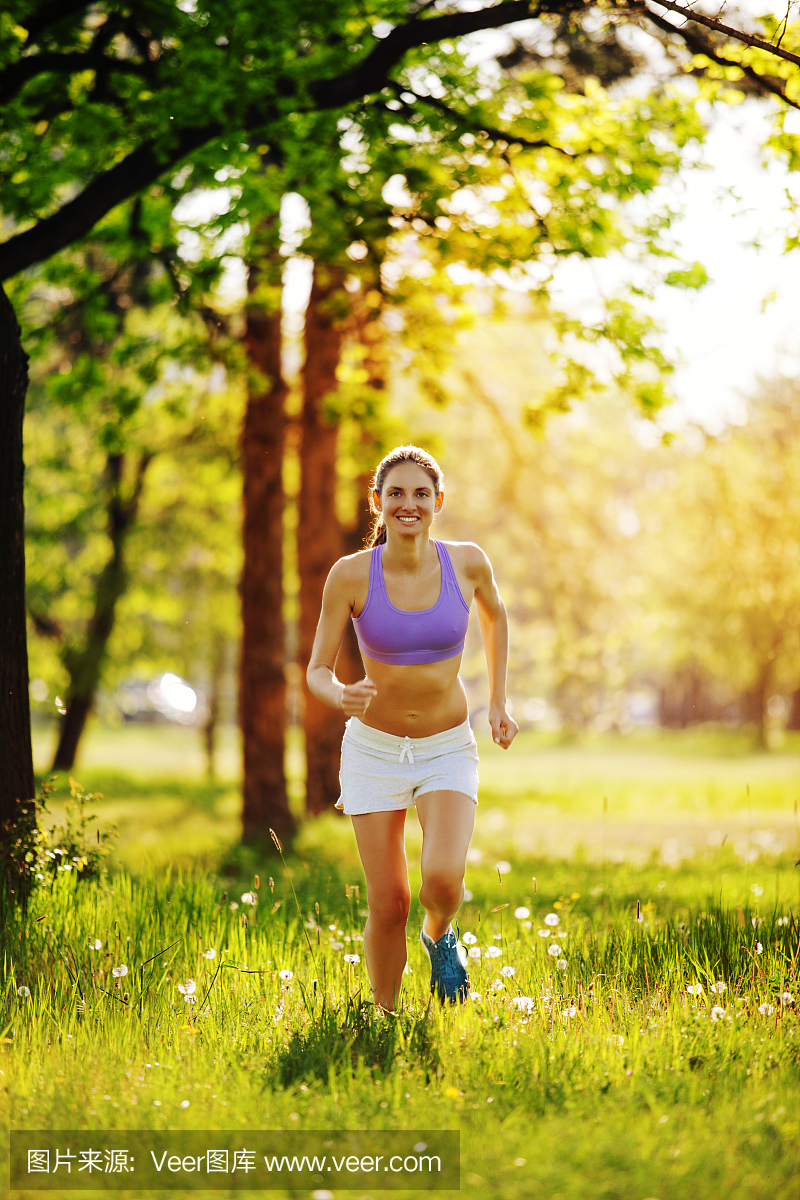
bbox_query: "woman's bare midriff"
[357,653,469,738]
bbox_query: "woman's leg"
[415,791,476,941]
[351,808,411,1012]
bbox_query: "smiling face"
[375,461,443,536]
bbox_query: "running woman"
[307,445,517,1010]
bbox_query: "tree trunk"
[240,240,295,841]
[298,262,348,817]
[0,284,35,833]
[202,633,226,780]
[52,451,152,770]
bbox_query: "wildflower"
[184,995,196,1005]
[177,979,197,995]
[462,932,477,944]
[547,944,561,957]
[557,959,568,970]
[278,969,293,981]
[180,1100,190,1109]
[17,986,30,998]
[485,946,502,959]
[562,1005,577,1018]
[203,948,216,960]
[777,916,789,926]
[686,983,703,996]
[343,954,360,964]
[710,1006,726,1021]
[469,992,482,1002]
[112,965,128,979]
[331,941,344,950]
[490,979,504,992]
[780,992,794,1004]
[496,861,511,875]
[500,965,515,977]
[544,913,560,927]
[608,1034,625,1046]
[758,1003,774,1016]
[514,907,530,919]
[468,947,481,959]
[229,902,239,911]
[537,929,549,938]
[512,996,534,1013]
[89,938,102,950]
[241,892,257,906]
[710,981,726,994]
[750,884,763,897]
[755,942,763,955]
[557,930,568,938]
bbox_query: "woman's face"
[376,462,443,536]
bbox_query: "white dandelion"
[500,965,515,977]
[686,983,703,996]
[537,929,550,938]
[544,913,560,927]
[758,1003,774,1016]
[557,959,568,970]
[562,1005,578,1018]
[241,892,257,906]
[710,1006,726,1021]
[514,907,530,919]
[203,948,216,960]
[755,942,763,954]
[484,946,502,958]
[278,969,293,981]
[177,979,196,995]
[462,932,477,944]
[469,992,483,1002]
[343,954,360,964]
[468,947,481,959]
[512,996,534,1013]
[112,965,128,979]
[710,981,726,994]
[547,944,561,957]
[89,938,102,950]
[496,861,511,875]
[17,985,30,997]
[780,992,794,1004]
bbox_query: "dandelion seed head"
[537,929,549,938]
[544,913,560,927]
[608,1034,625,1046]
[547,944,561,957]
[469,992,482,1002]
[468,947,481,959]
[686,983,703,995]
[557,958,568,970]
[500,965,515,977]
[17,986,30,997]
[514,907,530,919]
[710,1006,726,1021]
[177,979,196,995]
[203,948,216,959]
[755,942,763,954]
[462,932,477,944]
[184,995,196,1005]
[112,965,128,978]
[758,1003,774,1015]
[343,954,360,964]
[278,969,293,980]
[512,996,534,1013]
[496,861,511,875]
[180,1100,190,1109]
[710,981,726,994]
[750,884,763,897]
[562,1005,578,1018]
[780,992,794,1004]
[89,938,102,950]
[241,892,257,906]
[229,902,239,911]
[484,946,502,958]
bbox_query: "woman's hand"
[341,677,378,718]
[489,704,518,750]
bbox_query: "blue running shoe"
[420,924,470,1005]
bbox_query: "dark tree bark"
[298,262,348,817]
[0,284,35,830]
[52,450,152,770]
[240,240,295,840]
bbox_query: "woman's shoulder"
[328,548,373,587]
[438,540,490,577]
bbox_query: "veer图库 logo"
[10,1130,459,1190]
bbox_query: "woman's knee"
[420,867,463,910]
[368,887,411,928]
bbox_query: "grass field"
[3,723,799,1199]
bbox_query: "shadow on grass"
[276,996,440,1086]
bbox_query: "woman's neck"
[382,531,435,572]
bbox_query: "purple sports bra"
[352,541,470,666]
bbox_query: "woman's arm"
[306,559,377,718]
[468,546,519,750]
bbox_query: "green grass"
[3,727,799,1199]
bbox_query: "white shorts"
[336,717,480,816]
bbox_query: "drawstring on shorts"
[399,736,415,765]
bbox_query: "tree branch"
[640,6,800,111]
[644,0,800,70]
[0,124,219,282]
[308,0,538,109]
[20,0,92,42]
[0,49,150,107]
[391,81,576,155]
